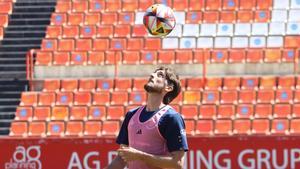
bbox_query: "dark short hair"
[155,66,181,104]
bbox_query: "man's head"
[144,66,181,104]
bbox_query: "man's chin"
[144,85,161,93]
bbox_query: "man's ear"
[165,85,173,92]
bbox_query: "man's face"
[144,69,167,93]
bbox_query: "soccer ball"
[143,4,176,37]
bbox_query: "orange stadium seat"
[220,90,238,104]
[145,38,161,50]
[214,119,232,135]
[51,106,69,121]
[202,90,219,105]
[195,119,213,135]
[107,106,125,120]
[223,77,241,90]
[74,92,91,106]
[84,13,100,25]
[72,1,88,13]
[20,92,37,106]
[32,107,51,121]
[217,104,235,119]
[275,89,293,104]
[89,106,106,120]
[115,78,132,91]
[70,52,88,65]
[252,119,270,135]
[102,120,120,136]
[67,13,84,26]
[132,78,147,91]
[254,104,272,119]
[186,11,202,24]
[158,50,175,64]
[181,105,198,120]
[84,121,102,136]
[186,78,204,90]
[122,51,140,64]
[183,91,201,105]
[93,39,109,51]
[222,0,238,10]
[62,25,79,38]
[92,91,110,106]
[236,104,253,119]
[105,51,122,64]
[171,91,183,105]
[47,121,65,137]
[101,12,117,25]
[247,49,263,63]
[111,91,128,106]
[65,121,84,137]
[259,76,277,90]
[273,104,291,119]
[114,24,131,38]
[140,50,157,64]
[41,39,57,51]
[58,39,75,51]
[278,76,295,89]
[79,79,96,91]
[15,107,33,121]
[129,91,146,105]
[96,79,114,91]
[219,11,236,23]
[285,36,300,48]
[189,0,204,11]
[264,49,282,63]
[46,84,63,96]
[110,39,127,50]
[56,92,73,106]
[132,24,147,37]
[46,25,62,38]
[53,52,70,65]
[105,0,121,12]
[290,119,300,135]
[122,0,138,12]
[28,121,46,137]
[38,92,55,106]
[292,104,300,118]
[56,1,71,13]
[205,0,221,10]
[173,0,188,10]
[80,26,96,38]
[0,2,12,14]
[36,51,52,65]
[241,76,259,90]
[199,105,217,119]
[9,122,27,137]
[50,13,66,25]
[203,11,219,23]
[271,119,289,135]
[176,50,193,64]
[185,120,195,136]
[254,10,270,22]
[237,10,253,23]
[239,0,255,10]
[282,49,297,63]
[139,0,154,11]
[257,89,275,104]
[70,106,88,121]
[75,39,92,51]
[88,51,105,65]
[61,79,78,92]
[233,119,251,135]
[89,0,105,12]
[127,38,144,50]
[204,77,222,91]
[96,25,113,38]
[256,0,272,9]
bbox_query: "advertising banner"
[0,136,300,169]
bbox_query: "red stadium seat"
[264,49,281,63]
[102,120,120,136]
[56,92,75,107]
[75,39,92,51]
[204,77,222,91]
[101,12,117,25]
[58,39,75,51]
[171,91,183,105]
[257,89,275,104]
[252,119,270,135]
[70,106,88,121]
[10,122,28,137]
[61,79,78,92]
[46,25,62,38]
[241,76,259,90]
[233,119,251,135]
[173,0,188,10]
[93,39,109,51]
[28,121,46,137]
[96,79,114,91]
[132,24,148,37]
[72,1,88,13]
[292,104,300,118]
[122,0,138,12]
[129,91,146,105]
[186,12,202,24]
[74,92,92,106]
[132,78,147,91]
[254,10,270,22]
[290,119,300,135]
[80,26,96,38]
[282,49,297,63]
[236,104,253,119]
[41,39,57,51]
[65,121,84,137]
[43,79,60,92]
[273,104,291,119]
[239,0,255,10]
[15,107,33,121]
[88,51,105,65]
[181,105,198,120]
[189,0,204,11]
[51,106,69,121]
[111,91,129,106]
[175,50,193,64]
[50,13,66,25]
[144,38,161,50]
[220,90,238,104]
[285,36,300,48]
[56,1,71,13]
[47,121,65,137]
[0,2,12,14]
[107,106,125,120]
[105,0,121,12]
[214,119,232,135]
[254,104,273,119]
[53,51,70,65]
[237,10,253,23]
[219,11,236,23]
[194,49,210,64]
[247,49,263,63]
[115,78,132,91]
[199,105,217,119]
[79,79,96,92]
[186,78,204,91]
[127,38,143,50]
[67,13,84,26]
[140,50,157,64]
[205,0,221,10]
[195,119,213,135]
[278,76,295,89]
[93,91,110,106]
[84,121,102,136]
[275,89,293,104]
[259,76,277,90]
[33,107,51,121]
[20,92,38,106]
[36,51,52,66]
[62,25,79,38]
[202,90,219,105]
[139,0,154,11]
[183,91,201,105]
[211,50,228,63]
[122,51,140,64]
[222,0,238,10]
[114,24,131,38]
[185,120,195,136]
[110,38,127,50]
[38,92,55,106]
[217,104,235,119]
[84,13,100,25]
[89,0,105,12]
[271,119,289,135]
[223,77,241,90]
[89,106,106,120]
[158,50,175,64]
[203,11,219,23]
[256,0,272,9]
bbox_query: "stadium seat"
[84,121,102,136]
[89,0,105,12]
[33,107,51,121]
[241,76,259,90]
[202,90,219,105]
[105,51,122,64]
[278,76,296,89]
[107,106,125,120]
[254,104,273,119]
[15,107,33,121]
[118,12,134,24]
[239,0,255,10]
[204,77,222,91]
[138,0,154,11]
[254,10,270,22]
[257,89,275,104]
[203,11,219,23]
[58,39,75,51]
[114,24,131,38]
[79,26,96,38]
[189,0,204,11]
[28,121,46,137]
[132,78,147,91]
[214,119,233,135]
[122,51,140,64]
[43,79,60,92]
[36,51,52,65]
[220,11,236,23]
[20,92,38,106]
[56,1,71,13]
[199,105,217,119]
[222,0,238,10]
[88,106,106,120]
[183,91,201,105]
[237,10,253,23]
[236,104,253,119]
[38,92,55,106]
[0,2,13,14]
[184,120,195,136]
[175,50,193,64]
[251,119,270,135]
[105,0,121,11]
[205,0,221,10]
[171,91,183,105]
[92,91,110,106]
[84,13,100,25]
[259,76,277,90]
[144,38,161,50]
[74,92,91,106]
[88,51,105,65]
[51,13,67,25]
[273,104,291,119]
[67,13,84,26]
[140,50,158,64]
[271,119,289,135]
[158,50,175,64]
[111,91,128,106]
[295,89,300,103]
[233,119,251,135]
[101,12,117,25]
[46,25,62,38]
[72,1,88,13]
[173,0,188,10]
[220,90,238,104]
[195,119,213,135]
[186,78,204,91]
[75,39,92,51]
[217,104,235,119]
[47,121,65,137]
[79,79,96,91]
[61,79,78,92]
[238,90,256,104]
[223,77,241,90]
[62,25,79,38]
[129,91,146,105]
[247,49,263,63]
[181,105,198,120]
[102,120,120,136]
[292,104,300,118]
[70,106,88,121]
[115,78,132,91]
[65,121,84,137]
[290,119,300,135]
[56,92,73,106]
[256,0,272,9]
[127,38,143,50]
[9,122,28,137]
[275,89,293,104]
[93,39,109,51]
[264,49,281,63]
[53,52,70,65]
[51,106,69,121]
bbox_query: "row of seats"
[55,0,276,13]
[15,103,300,122]
[9,118,300,137]
[36,48,299,66]
[39,76,300,92]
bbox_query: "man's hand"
[117,146,144,162]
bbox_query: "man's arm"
[105,145,127,169]
[118,147,185,169]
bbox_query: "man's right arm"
[105,145,127,169]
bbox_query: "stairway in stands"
[0,0,56,135]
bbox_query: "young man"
[106,66,188,169]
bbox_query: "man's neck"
[146,93,165,112]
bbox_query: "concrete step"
[6,25,46,31]
[0,64,26,71]
[9,19,50,26]
[13,5,55,13]
[0,106,17,112]
[10,13,52,19]
[0,71,26,79]
[0,38,42,45]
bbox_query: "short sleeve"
[116,108,138,145]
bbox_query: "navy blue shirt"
[116,106,189,152]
